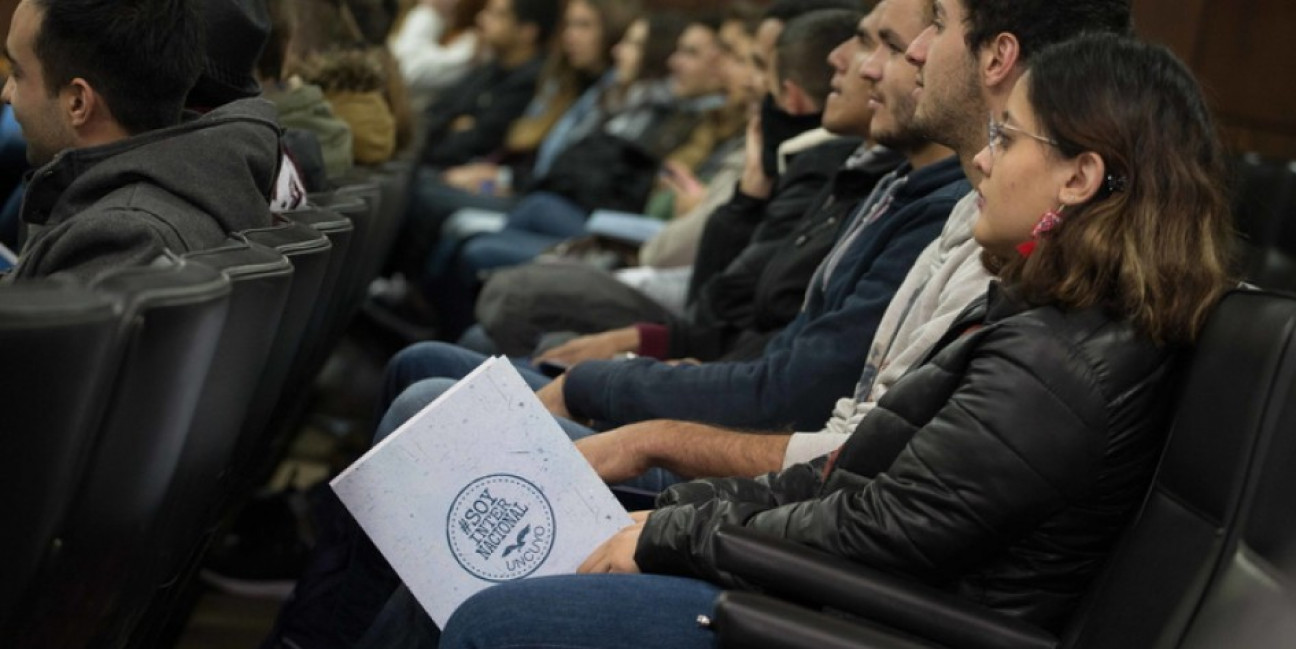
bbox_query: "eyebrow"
[856,26,876,47]
[878,27,907,51]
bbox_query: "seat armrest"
[713,526,1057,649]
[713,591,944,649]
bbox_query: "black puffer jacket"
[636,282,1181,631]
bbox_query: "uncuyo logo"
[446,474,556,582]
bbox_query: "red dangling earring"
[1016,205,1066,257]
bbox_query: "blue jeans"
[380,341,685,496]
[357,574,723,649]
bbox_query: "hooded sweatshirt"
[7,97,281,284]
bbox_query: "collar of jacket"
[22,97,281,227]
[925,280,1033,359]
[893,154,964,203]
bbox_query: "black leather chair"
[1172,311,1296,649]
[282,203,358,387]
[236,215,336,484]
[1231,155,1296,290]
[2,258,231,648]
[0,279,122,631]
[124,239,294,646]
[709,289,1296,649]
[318,183,382,344]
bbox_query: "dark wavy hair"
[997,34,1234,345]
[32,0,204,133]
[962,0,1131,63]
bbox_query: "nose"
[827,39,848,72]
[906,25,934,67]
[972,144,993,176]
[859,49,883,82]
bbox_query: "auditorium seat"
[236,215,336,487]
[3,258,231,648]
[708,288,1296,649]
[126,239,294,647]
[0,279,122,632]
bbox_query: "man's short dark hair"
[510,0,562,47]
[962,0,1132,63]
[776,8,860,106]
[763,0,866,23]
[32,0,204,134]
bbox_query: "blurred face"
[562,0,605,73]
[753,18,782,104]
[611,19,647,84]
[2,0,75,166]
[718,19,758,105]
[905,0,985,152]
[821,8,880,137]
[859,0,927,148]
[668,24,725,99]
[971,76,1073,255]
[476,0,519,52]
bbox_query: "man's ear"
[1059,151,1105,207]
[63,78,99,128]
[980,32,1021,89]
[779,79,817,115]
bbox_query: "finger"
[578,545,606,573]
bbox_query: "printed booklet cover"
[331,356,632,626]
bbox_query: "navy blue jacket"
[563,155,969,431]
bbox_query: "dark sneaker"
[201,489,313,599]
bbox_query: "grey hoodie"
[7,97,281,284]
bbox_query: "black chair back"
[1175,298,1296,648]
[237,216,335,481]
[124,240,293,645]
[1060,289,1296,648]
[0,280,121,629]
[4,259,231,648]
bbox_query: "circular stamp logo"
[446,474,556,582]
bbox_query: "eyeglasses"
[987,114,1058,156]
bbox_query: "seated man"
[2,0,280,283]
[493,7,896,365]
[418,0,558,169]
[385,0,966,441]
[474,5,883,359]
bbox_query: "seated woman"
[389,0,489,112]
[364,34,1236,648]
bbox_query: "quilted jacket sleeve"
[634,317,1113,585]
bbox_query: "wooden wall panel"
[1134,0,1296,159]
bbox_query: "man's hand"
[575,426,654,483]
[578,521,644,574]
[535,373,571,420]
[443,162,500,194]
[738,112,774,199]
[536,327,640,366]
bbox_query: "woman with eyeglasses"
[363,33,1235,649]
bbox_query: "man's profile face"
[3,0,75,167]
[860,0,927,148]
[821,8,881,137]
[476,0,520,54]
[906,0,984,149]
[667,24,725,99]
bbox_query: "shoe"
[201,489,313,599]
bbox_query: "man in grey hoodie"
[1,0,281,284]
